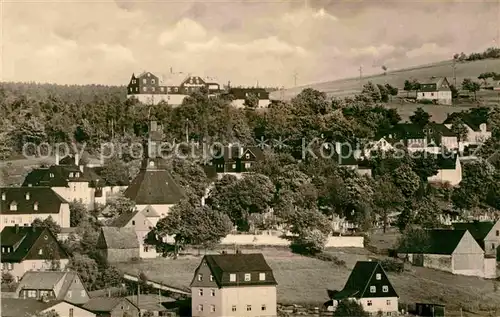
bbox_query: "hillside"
[271,59,500,100]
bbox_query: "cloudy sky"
[2,0,499,87]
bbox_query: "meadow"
[116,247,500,312]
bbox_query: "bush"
[380,258,404,273]
[418,98,434,104]
[290,229,327,255]
[313,252,346,266]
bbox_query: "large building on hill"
[126,71,221,106]
[416,77,452,105]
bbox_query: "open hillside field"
[0,156,55,186]
[116,247,500,312]
[270,59,500,101]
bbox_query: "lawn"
[116,247,500,311]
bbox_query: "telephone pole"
[452,58,457,87]
[359,66,363,90]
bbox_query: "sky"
[1,0,499,87]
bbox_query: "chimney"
[15,224,19,233]
[74,153,79,166]
[55,152,60,166]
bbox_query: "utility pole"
[359,66,363,90]
[452,58,457,87]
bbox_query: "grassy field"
[116,247,500,312]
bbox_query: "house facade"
[427,154,462,186]
[0,187,70,231]
[326,261,398,315]
[15,271,90,305]
[191,253,278,317]
[1,226,69,281]
[96,227,140,263]
[1,299,96,317]
[452,220,500,259]
[398,229,496,278]
[443,113,492,146]
[227,88,271,108]
[126,71,220,106]
[82,297,140,317]
[210,145,265,177]
[417,77,452,105]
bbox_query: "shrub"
[380,258,404,273]
[290,229,327,255]
[313,252,346,266]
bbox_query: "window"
[132,220,135,225]
[232,305,237,312]
[262,304,267,311]
[245,163,251,168]
[492,243,495,250]
[210,275,214,281]
[244,273,251,281]
[10,202,17,211]
[229,273,236,282]
[80,290,86,296]
[367,300,372,306]
[152,79,155,84]
[197,274,203,281]
[431,93,434,97]
[67,291,72,298]
[1,193,5,200]
[210,305,215,312]
[245,153,250,159]
[143,87,147,92]
[27,290,37,298]
[33,202,38,211]
[247,305,252,311]
[69,172,74,178]
[152,87,155,92]
[69,308,74,317]
[496,230,499,236]
[259,273,266,281]
[199,289,203,296]
[211,289,215,296]
[143,79,147,84]
[370,286,376,293]
[75,172,79,178]
[376,273,381,280]
[232,164,236,169]
[144,246,149,252]
[38,249,43,255]
[383,285,389,292]
[386,300,391,305]
[198,304,203,312]
[49,173,54,178]
[135,87,138,92]
[422,93,425,97]
[25,193,30,200]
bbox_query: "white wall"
[4,259,69,282]
[358,297,399,314]
[221,286,277,317]
[136,204,173,219]
[219,234,364,248]
[427,165,462,186]
[43,301,96,317]
[0,203,70,231]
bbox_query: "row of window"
[7,202,39,211]
[68,172,80,178]
[225,162,253,169]
[197,272,266,282]
[197,304,267,312]
[369,285,390,293]
[367,299,392,306]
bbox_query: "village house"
[126,71,220,106]
[209,145,265,178]
[443,112,492,146]
[190,253,278,317]
[1,226,69,281]
[397,229,496,278]
[452,220,500,259]
[427,154,462,186]
[15,271,90,304]
[82,297,140,317]
[108,208,158,259]
[0,187,70,231]
[226,87,271,108]
[416,77,452,105]
[1,298,96,317]
[22,153,123,210]
[123,120,185,218]
[96,227,140,263]
[324,261,399,315]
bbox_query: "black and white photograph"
[1,0,500,316]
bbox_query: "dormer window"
[75,172,79,178]
[197,274,203,281]
[376,273,381,280]
[229,274,236,282]
[259,273,266,281]
[244,273,251,281]
[34,202,38,211]
[69,172,74,178]
[25,193,30,200]
[10,202,17,211]
[1,193,5,201]
[49,173,54,178]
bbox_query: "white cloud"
[406,43,450,58]
[158,18,207,46]
[94,44,135,62]
[350,44,398,58]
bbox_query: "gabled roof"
[1,226,69,262]
[398,229,467,255]
[0,187,67,215]
[123,168,185,205]
[436,154,459,170]
[452,221,494,241]
[82,297,137,313]
[419,77,451,92]
[108,210,142,227]
[332,261,398,300]
[0,299,64,317]
[214,146,265,163]
[199,253,278,287]
[16,271,80,299]
[99,227,140,249]
[443,112,490,132]
[141,205,160,218]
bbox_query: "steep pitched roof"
[82,297,137,312]
[332,261,398,300]
[123,168,185,205]
[0,187,67,215]
[420,77,450,92]
[200,253,278,287]
[436,154,459,170]
[23,164,104,187]
[100,227,140,249]
[16,271,80,299]
[443,112,490,132]
[109,210,142,227]
[141,205,160,218]
[398,229,467,255]
[1,226,69,262]
[452,221,494,242]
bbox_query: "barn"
[96,227,140,263]
[398,229,494,278]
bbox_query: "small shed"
[415,303,445,317]
[97,227,140,263]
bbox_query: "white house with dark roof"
[15,271,90,304]
[417,77,452,105]
[427,154,462,186]
[82,297,140,317]
[190,252,278,317]
[325,261,399,315]
[1,298,96,317]
[0,187,70,231]
[443,112,492,146]
[1,226,69,281]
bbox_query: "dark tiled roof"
[203,253,277,287]
[23,165,104,187]
[436,154,458,170]
[0,187,67,215]
[100,227,139,249]
[109,210,141,227]
[398,229,467,254]
[0,298,63,317]
[82,297,137,312]
[452,221,494,241]
[443,112,490,132]
[16,271,79,299]
[124,168,185,205]
[419,77,450,92]
[1,226,69,262]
